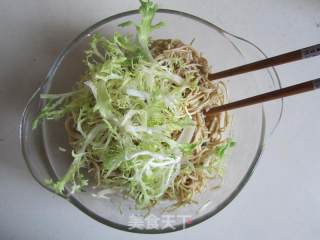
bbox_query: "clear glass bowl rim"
[20,8,283,234]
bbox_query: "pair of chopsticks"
[206,43,320,115]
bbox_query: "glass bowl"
[20,9,283,233]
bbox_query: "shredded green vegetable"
[33,0,234,208]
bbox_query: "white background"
[1,0,320,239]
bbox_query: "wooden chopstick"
[208,43,320,81]
[206,78,320,115]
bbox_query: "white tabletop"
[1,0,320,239]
